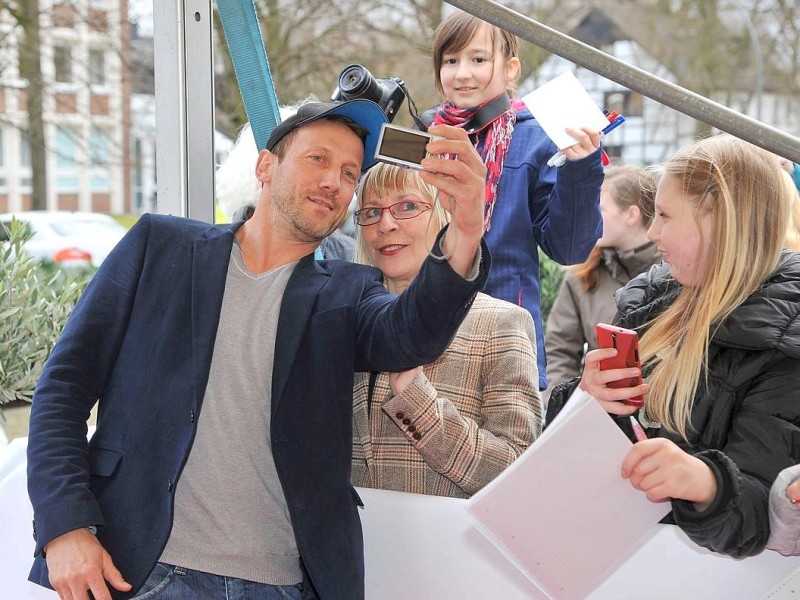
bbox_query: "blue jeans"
[132,563,303,600]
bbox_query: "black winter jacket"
[547,252,800,558]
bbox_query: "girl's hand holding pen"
[558,126,602,162]
[621,437,718,506]
[581,349,718,506]
[548,114,625,167]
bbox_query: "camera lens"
[337,64,383,104]
[339,65,366,93]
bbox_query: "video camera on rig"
[331,64,407,123]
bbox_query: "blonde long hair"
[354,163,450,267]
[640,135,789,439]
[781,169,800,250]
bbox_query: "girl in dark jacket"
[548,134,800,558]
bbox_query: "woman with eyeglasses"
[350,162,542,498]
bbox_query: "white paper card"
[521,71,610,150]
[467,389,672,599]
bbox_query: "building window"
[90,128,110,191]
[20,131,32,189]
[0,128,6,190]
[603,144,624,161]
[55,127,78,192]
[89,48,106,86]
[603,90,644,117]
[54,45,73,83]
[133,137,143,209]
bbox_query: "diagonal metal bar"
[447,0,800,162]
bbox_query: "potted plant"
[0,219,93,442]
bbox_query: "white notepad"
[467,389,671,599]
[521,71,610,150]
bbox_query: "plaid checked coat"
[351,293,543,498]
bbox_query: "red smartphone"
[595,323,644,407]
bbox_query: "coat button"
[402,418,411,425]
[407,425,416,433]
[168,480,174,492]
[395,412,405,420]
[412,432,422,440]
[190,410,195,422]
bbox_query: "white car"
[0,211,128,268]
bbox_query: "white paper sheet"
[521,71,610,150]
[467,390,671,599]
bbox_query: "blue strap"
[216,0,281,150]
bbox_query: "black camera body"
[331,64,406,122]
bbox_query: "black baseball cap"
[265,99,388,172]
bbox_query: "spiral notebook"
[467,390,672,599]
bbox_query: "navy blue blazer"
[27,214,488,600]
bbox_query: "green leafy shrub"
[539,249,565,325]
[0,219,94,405]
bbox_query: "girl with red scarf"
[426,11,605,390]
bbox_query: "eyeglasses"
[353,200,433,227]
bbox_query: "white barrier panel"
[0,438,56,599]
[2,440,798,599]
[357,486,800,600]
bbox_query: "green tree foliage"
[0,219,93,405]
[538,248,565,326]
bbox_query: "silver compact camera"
[374,123,443,170]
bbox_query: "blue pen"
[547,114,626,168]
[602,115,625,135]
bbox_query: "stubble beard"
[271,182,341,243]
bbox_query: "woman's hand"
[561,126,602,161]
[579,348,649,415]
[621,438,717,505]
[389,367,423,396]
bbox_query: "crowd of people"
[20,9,800,600]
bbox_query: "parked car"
[0,211,127,268]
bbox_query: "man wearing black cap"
[26,99,489,600]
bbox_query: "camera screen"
[376,126,430,166]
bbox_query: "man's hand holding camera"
[418,124,486,277]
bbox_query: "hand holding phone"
[595,323,644,407]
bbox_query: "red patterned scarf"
[433,95,523,232]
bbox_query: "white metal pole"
[184,0,215,223]
[153,0,215,221]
